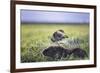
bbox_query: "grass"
[21,24,89,63]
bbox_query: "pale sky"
[21,10,90,24]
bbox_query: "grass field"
[21,24,89,63]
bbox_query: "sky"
[21,10,90,24]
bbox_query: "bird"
[51,29,69,42]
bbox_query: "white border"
[16,5,94,69]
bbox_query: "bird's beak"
[64,35,69,38]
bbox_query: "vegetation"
[21,24,89,63]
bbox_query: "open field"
[21,24,89,63]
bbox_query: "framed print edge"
[10,0,97,73]
[94,6,97,67]
[11,1,16,73]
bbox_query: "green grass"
[21,24,89,63]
